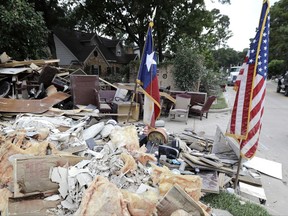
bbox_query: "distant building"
[53,28,138,76]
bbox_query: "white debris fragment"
[44,194,61,201]
[82,122,105,140]
[14,115,73,129]
[77,173,93,188]
[100,123,115,138]
[50,167,69,198]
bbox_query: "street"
[257,80,288,215]
[162,80,288,215]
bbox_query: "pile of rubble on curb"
[0,52,280,215]
[0,110,258,216]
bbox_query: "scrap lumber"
[13,155,84,198]
[0,59,60,68]
[197,171,219,194]
[8,199,60,216]
[182,153,236,174]
[232,175,262,187]
[239,182,266,201]
[156,184,208,216]
[218,173,232,189]
[199,157,223,168]
[0,92,70,113]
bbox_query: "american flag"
[226,0,270,159]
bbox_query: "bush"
[173,48,205,91]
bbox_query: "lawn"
[211,93,228,109]
[201,192,270,216]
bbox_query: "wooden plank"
[218,172,232,189]
[239,182,266,200]
[197,171,219,194]
[156,184,206,216]
[0,92,70,113]
[8,199,60,216]
[232,175,262,187]
[160,92,176,103]
[183,153,236,174]
[13,155,84,198]
[0,59,60,68]
[199,157,223,168]
[99,77,118,89]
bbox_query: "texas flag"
[137,22,161,128]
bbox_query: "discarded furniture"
[99,90,116,106]
[112,101,140,122]
[0,80,11,98]
[0,67,29,98]
[189,92,207,107]
[95,89,113,113]
[70,75,100,106]
[169,93,191,124]
[70,75,113,113]
[189,95,217,120]
[20,66,58,99]
[165,91,207,117]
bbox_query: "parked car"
[227,66,241,86]
[276,71,288,96]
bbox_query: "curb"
[209,107,231,113]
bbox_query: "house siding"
[158,64,177,90]
[53,35,79,66]
[85,50,109,76]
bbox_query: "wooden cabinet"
[113,101,140,122]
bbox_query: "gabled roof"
[53,28,137,64]
[53,28,95,62]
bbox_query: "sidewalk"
[160,87,236,139]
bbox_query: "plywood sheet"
[13,155,83,197]
[0,92,70,113]
[156,185,206,216]
[243,156,282,180]
[239,182,266,200]
[8,199,60,216]
[197,171,219,194]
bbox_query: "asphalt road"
[256,80,288,216]
[162,80,288,215]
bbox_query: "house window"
[93,51,98,57]
[107,67,112,75]
[91,65,99,75]
[116,50,121,56]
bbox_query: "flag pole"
[234,154,242,190]
[126,8,157,123]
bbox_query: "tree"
[269,0,288,69]
[212,48,244,72]
[0,0,48,60]
[68,0,231,62]
[268,59,286,78]
[26,0,69,58]
[173,47,205,91]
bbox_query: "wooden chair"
[169,93,191,124]
[189,95,217,120]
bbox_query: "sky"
[205,0,279,51]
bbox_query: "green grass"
[211,94,228,109]
[201,192,270,216]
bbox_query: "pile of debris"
[0,53,281,215]
[0,114,214,215]
[1,110,275,215]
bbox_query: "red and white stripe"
[240,72,266,158]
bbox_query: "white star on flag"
[146,52,156,72]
